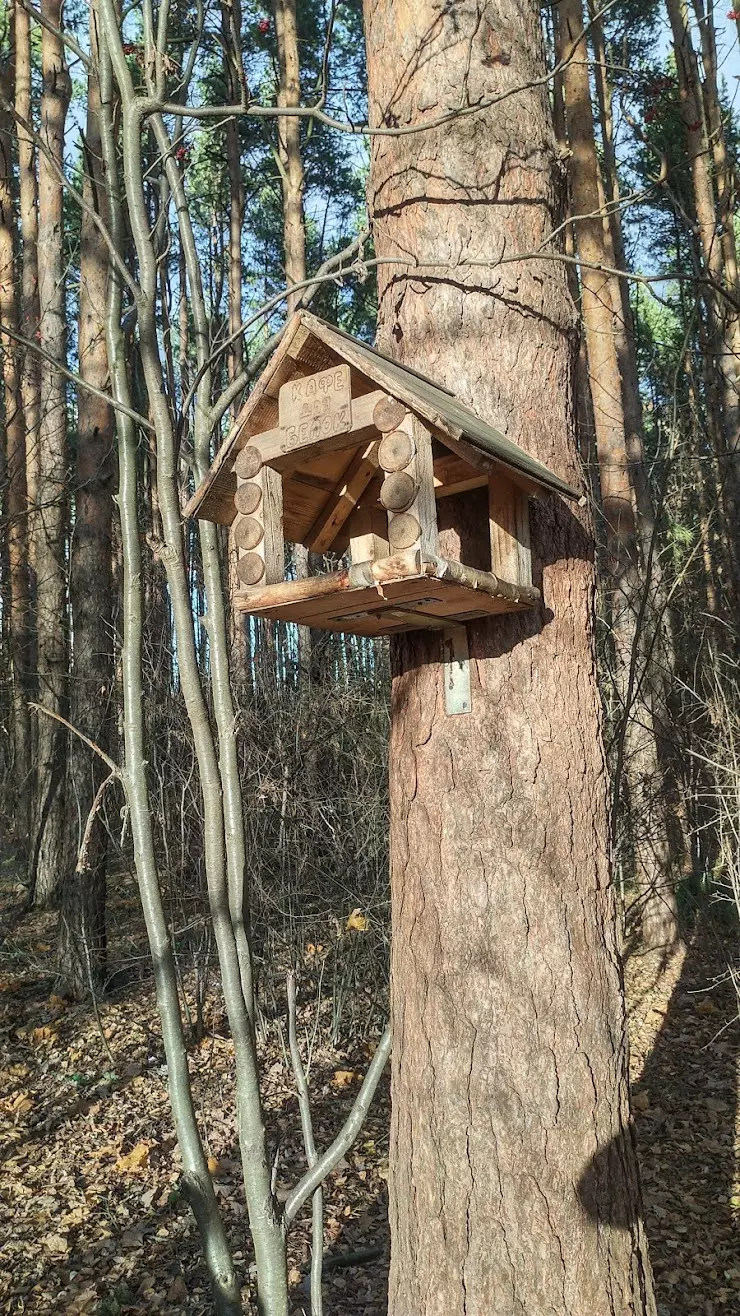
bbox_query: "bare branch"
[0,91,139,297]
[283,1022,391,1226]
[29,703,122,776]
[287,973,323,1315]
[0,324,154,431]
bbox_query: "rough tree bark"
[665,0,740,589]
[58,0,114,996]
[0,33,32,839]
[31,0,71,905]
[557,0,680,952]
[14,0,41,587]
[273,0,312,668]
[273,0,306,312]
[363,1,657,1310]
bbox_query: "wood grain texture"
[380,471,417,512]
[234,482,263,516]
[234,444,263,479]
[237,464,284,588]
[373,395,408,432]
[488,475,533,587]
[364,0,655,1312]
[306,441,380,551]
[378,428,415,471]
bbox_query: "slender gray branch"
[284,1023,392,1226]
[0,324,154,430]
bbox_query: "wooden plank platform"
[233,552,540,638]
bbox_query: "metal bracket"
[442,625,471,715]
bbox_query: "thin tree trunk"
[102,12,289,1307]
[273,0,312,671]
[274,0,306,312]
[58,0,114,996]
[0,31,32,840]
[96,33,242,1314]
[221,0,245,411]
[558,0,680,951]
[665,0,740,586]
[364,2,656,1311]
[14,0,41,588]
[30,0,71,906]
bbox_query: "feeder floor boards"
[233,551,539,639]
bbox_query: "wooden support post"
[381,414,439,558]
[234,450,284,587]
[349,532,390,564]
[488,475,532,587]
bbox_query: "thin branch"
[287,973,323,1316]
[17,0,91,68]
[206,231,368,431]
[76,772,119,873]
[283,1022,391,1226]
[0,324,154,431]
[0,92,140,297]
[29,703,122,776]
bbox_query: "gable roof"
[184,311,581,524]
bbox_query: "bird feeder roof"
[184,311,581,525]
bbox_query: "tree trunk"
[30,0,71,906]
[363,2,656,1311]
[557,0,680,953]
[58,0,114,996]
[274,0,306,312]
[274,0,312,670]
[665,0,740,590]
[14,0,41,590]
[0,32,32,840]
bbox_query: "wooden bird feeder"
[185,312,580,643]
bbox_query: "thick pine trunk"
[31,0,71,906]
[58,0,114,996]
[0,40,32,840]
[363,2,656,1310]
[557,0,680,952]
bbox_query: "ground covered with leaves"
[0,858,738,1315]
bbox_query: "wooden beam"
[305,441,380,552]
[489,475,532,588]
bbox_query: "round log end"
[234,482,263,516]
[234,515,264,551]
[234,444,263,480]
[380,471,418,512]
[236,551,265,586]
[378,430,415,473]
[373,396,407,433]
[388,512,421,550]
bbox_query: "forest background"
[0,0,739,1311]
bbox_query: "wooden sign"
[278,365,352,451]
